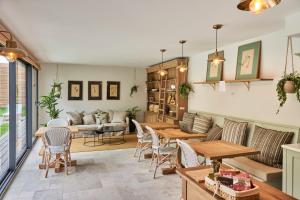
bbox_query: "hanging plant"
[130,85,138,97]
[276,36,300,113]
[179,82,194,98]
[52,82,63,98]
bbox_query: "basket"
[205,176,260,200]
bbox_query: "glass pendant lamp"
[157,49,167,76]
[0,31,26,62]
[208,24,225,65]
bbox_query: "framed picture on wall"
[206,51,224,81]
[235,41,261,80]
[68,81,83,100]
[107,81,120,100]
[88,81,102,100]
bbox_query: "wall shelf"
[193,78,274,91]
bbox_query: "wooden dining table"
[35,126,79,173]
[140,122,179,130]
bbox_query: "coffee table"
[83,131,104,147]
[96,125,126,145]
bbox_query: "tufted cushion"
[248,126,293,168]
[206,125,223,141]
[192,115,212,134]
[66,111,82,125]
[221,119,248,145]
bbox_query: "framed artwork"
[235,41,261,80]
[206,51,224,82]
[68,81,83,100]
[88,81,102,100]
[107,81,120,100]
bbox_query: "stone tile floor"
[3,139,181,200]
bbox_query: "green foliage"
[130,85,138,97]
[40,89,63,119]
[52,82,63,98]
[0,123,9,136]
[0,107,8,116]
[179,82,194,98]
[276,72,300,114]
[126,106,141,119]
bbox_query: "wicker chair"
[132,120,152,161]
[176,139,201,168]
[43,127,72,178]
[145,126,177,179]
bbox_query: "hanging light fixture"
[208,24,225,65]
[237,0,281,14]
[0,30,26,62]
[177,40,188,73]
[157,49,167,76]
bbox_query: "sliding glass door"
[0,56,9,181]
[16,61,27,161]
[32,68,38,142]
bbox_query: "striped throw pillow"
[249,126,293,168]
[221,119,248,145]
[206,125,223,141]
[179,112,195,133]
[192,115,212,134]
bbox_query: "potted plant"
[179,82,194,98]
[126,106,141,132]
[276,72,300,113]
[39,89,63,121]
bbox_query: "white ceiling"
[0,0,300,68]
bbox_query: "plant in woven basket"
[276,36,300,114]
[179,82,194,98]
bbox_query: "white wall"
[39,64,146,124]
[188,28,300,126]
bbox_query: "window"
[0,56,9,181]
[16,61,27,161]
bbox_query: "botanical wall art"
[206,51,224,81]
[68,81,83,100]
[235,41,261,80]
[107,81,120,100]
[88,81,102,100]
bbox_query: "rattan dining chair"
[176,139,201,168]
[132,120,152,161]
[43,127,72,178]
[145,126,177,179]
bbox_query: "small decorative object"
[68,81,83,100]
[276,37,300,113]
[169,110,176,117]
[170,94,176,105]
[126,106,141,132]
[206,51,224,81]
[40,89,63,120]
[130,85,138,97]
[148,96,154,102]
[235,41,261,80]
[149,104,154,112]
[167,95,172,104]
[88,81,102,100]
[151,88,158,92]
[237,0,281,14]
[179,82,194,98]
[107,81,120,100]
[153,105,159,113]
[170,84,176,90]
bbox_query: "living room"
[0,0,300,200]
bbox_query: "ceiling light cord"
[215,28,218,55]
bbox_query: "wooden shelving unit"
[144,57,188,124]
[193,78,273,90]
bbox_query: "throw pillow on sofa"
[221,118,248,145]
[111,111,127,123]
[95,112,109,124]
[206,125,223,141]
[179,112,196,133]
[107,110,114,122]
[66,111,83,125]
[248,125,293,168]
[192,115,212,134]
[82,113,95,125]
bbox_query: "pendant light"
[237,0,281,14]
[208,24,225,65]
[157,49,167,76]
[0,30,27,62]
[177,40,188,73]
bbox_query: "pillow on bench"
[179,112,195,133]
[248,126,293,168]
[192,115,212,134]
[221,119,248,145]
[66,111,83,125]
[206,124,223,141]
